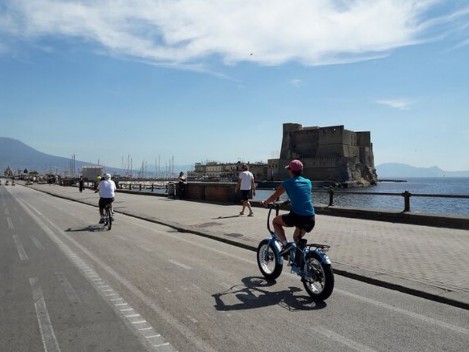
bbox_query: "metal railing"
[319,189,469,213]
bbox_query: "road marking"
[55,272,81,304]
[12,235,29,261]
[7,216,14,229]
[311,326,378,352]
[337,289,469,335]
[139,327,153,331]
[31,236,45,250]
[30,277,62,352]
[132,320,147,325]
[17,199,178,352]
[168,259,192,270]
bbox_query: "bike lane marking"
[17,198,178,352]
[7,216,14,229]
[29,277,62,352]
[12,234,29,261]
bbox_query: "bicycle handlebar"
[266,200,290,234]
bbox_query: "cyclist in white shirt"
[95,173,116,223]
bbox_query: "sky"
[1,0,469,172]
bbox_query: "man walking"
[235,164,255,216]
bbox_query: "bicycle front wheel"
[257,239,283,281]
[302,251,334,301]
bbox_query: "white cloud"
[290,79,303,88]
[0,0,468,69]
[375,99,414,110]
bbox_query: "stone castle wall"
[275,123,377,185]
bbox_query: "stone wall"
[276,123,377,185]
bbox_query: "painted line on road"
[337,289,469,335]
[30,277,62,352]
[7,216,14,229]
[311,326,378,352]
[17,198,178,352]
[168,259,192,270]
[31,236,45,250]
[12,234,29,261]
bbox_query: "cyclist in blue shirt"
[261,160,315,254]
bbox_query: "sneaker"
[239,212,244,216]
[279,243,292,256]
[99,218,104,224]
[248,212,254,217]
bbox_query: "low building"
[189,161,268,181]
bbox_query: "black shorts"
[282,212,315,233]
[99,197,114,210]
[240,190,251,201]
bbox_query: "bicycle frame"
[265,203,331,269]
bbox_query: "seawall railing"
[320,189,469,213]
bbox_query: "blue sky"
[1,0,469,172]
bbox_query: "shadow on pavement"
[212,276,327,311]
[214,215,242,219]
[65,225,104,233]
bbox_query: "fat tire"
[257,239,283,281]
[302,251,334,301]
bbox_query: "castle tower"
[276,123,377,185]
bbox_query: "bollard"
[328,188,334,206]
[402,191,411,212]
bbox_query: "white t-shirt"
[239,171,254,191]
[98,180,116,198]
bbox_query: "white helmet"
[104,173,111,180]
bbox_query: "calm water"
[122,178,469,217]
[254,178,469,217]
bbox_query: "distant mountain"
[0,137,89,175]
[376,163,469,178]
[0,137,193,176]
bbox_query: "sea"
[123,178,469,217]
[254,177,469,217]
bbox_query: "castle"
[269,123,378,185]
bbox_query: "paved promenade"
[23,183,469,309]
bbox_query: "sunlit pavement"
[23,183,469,310]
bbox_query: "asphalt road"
[2,185,469,352]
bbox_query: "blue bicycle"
[256,202,334,301]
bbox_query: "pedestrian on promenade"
[235,164,255,216]
[178,172,187,199]
[79,176,85,193]
[261,159,315,255]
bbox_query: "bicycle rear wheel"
[106,207,112,230]
[302,251,334,301]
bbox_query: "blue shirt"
[282,176,314,216]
